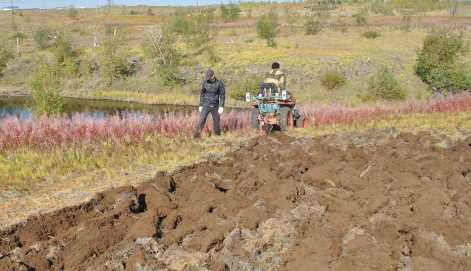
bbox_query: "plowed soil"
[1,131,471,271]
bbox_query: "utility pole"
[10,0,16,31]
[106,0,113,15]
[9,0,21,55]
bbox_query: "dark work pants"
[194,106,221,137]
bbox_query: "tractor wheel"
[279,107,294,131]
[295,115,305,128]
[251,108,260,129]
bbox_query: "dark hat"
[272,62,280,69]
[205,69,215,81]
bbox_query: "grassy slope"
[0,133,252,191]
[0,3,470,106]
[1,111,470,228]
[0,132,253,227]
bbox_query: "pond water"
[0,96,197,119]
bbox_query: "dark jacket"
[199,78,225,108]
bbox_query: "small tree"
[365,67,405,101]
[0,44,14,78]
[168,12,192,36]
[100,35,121,85]
[305,19,322,35]
[33,27,53,49]
[220,4,241,22]
[167,10,218,65]
[416,30,471,93]
[51,33,80,76]
[31,59,64,116]
[147,8,154,16]
[10,32,26,55]
[400,14,412,32]
[256,12,278,48]
[67,6,79,19]
[145,29,183,86]
[370,0,393,16]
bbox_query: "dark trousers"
[194,106,221,137]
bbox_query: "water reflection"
[0,96,197,119]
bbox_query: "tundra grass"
[0,133,252,191]
[291,112,471,138]
[91,89,247,108]
[0,131,255,227]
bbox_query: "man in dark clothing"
[193,69,225,139]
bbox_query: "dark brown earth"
[1,131,471,271]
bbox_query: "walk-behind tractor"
[246,83,305,136]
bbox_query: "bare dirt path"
[1,131,471,270]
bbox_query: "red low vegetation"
[1,94,471,152]
[301,93,471,127]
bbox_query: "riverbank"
[0,87,249,109]
[0,133,254,228]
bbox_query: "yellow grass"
[291,112,471,138]
[0,132,254,227]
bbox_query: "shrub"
[33,27,53,49]
[362,30,381,39]
[365,67,405,101]
[165,10,217,66]
[370,0,394,15]
[353,11,367,26]
[331,19,349,33]
[51,33,80,76]
[256,12,278,48]
[416,30,471,93]
[156,65,184,87]
[320,71,347,90]
[100,35,122,85]
[400,15,412,32]
[11,32,27,42]
[220,4,241,22]
[425,64,471,93]
[31,59,64,116]
[230,77,260,101]
[0,44,14,78]
[51,33,77,63]
[184,13,213,50]
[147,8,154,16]
[208,48,221,65]
[305,19,322,35]
[168,12,192,35]
[144,30,184,86]
[390,0,451,11]
[67,6,79,19]
[1,57,32,82]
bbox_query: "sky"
[0,0,284,9]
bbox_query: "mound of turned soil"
[1,131,471,271]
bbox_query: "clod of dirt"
[129,194,147,214]
[1,132,471,270]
